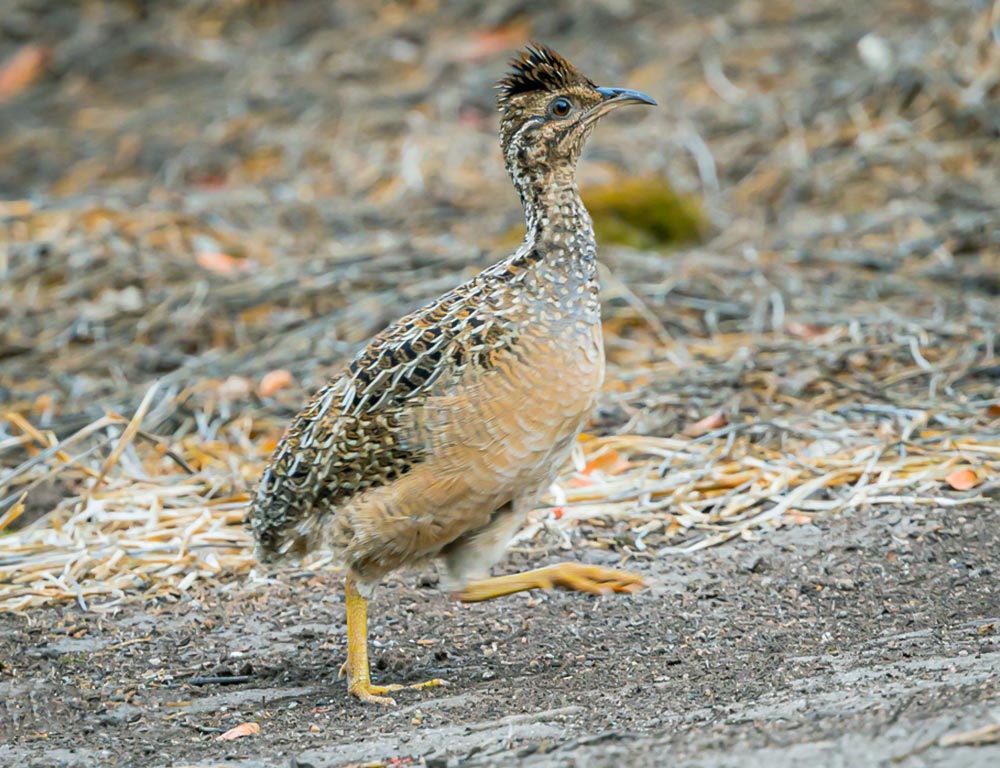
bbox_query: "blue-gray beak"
[595,86,658,107]
[585,86,657,125]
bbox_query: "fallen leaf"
[196,251,251,275]
[786,321,828,340]
[193,172,228,190]
[581,449,630,476]
[259,369,295,398]
[552,507,565,520]
[987,404,1000,418]
[450,20,531,62]
[217,722,260,741]
[683,410,728,438]
[945,468,979,490]
[0,45,50,103]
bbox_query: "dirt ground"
[2,0,1000,766]
[1,502,997,767]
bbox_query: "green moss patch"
[584,176,707,249]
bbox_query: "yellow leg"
[456,562,646,603]
[343,573,446,705]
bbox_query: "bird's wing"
[248,276,513,556]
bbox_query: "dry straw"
[2,341,996,612]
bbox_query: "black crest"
[497,44,595,105]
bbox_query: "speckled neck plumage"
[504,161,600,325]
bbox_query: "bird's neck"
[514,165,595,262]
[505,164,600,321]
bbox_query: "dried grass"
[2,317,996,612]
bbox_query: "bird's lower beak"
[584,86,658,124]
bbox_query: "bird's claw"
[549,563,647,595]
[457,562,647,602]
[343,668,447,705]
[348,680,398,706]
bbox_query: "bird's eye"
[547,97,574,119]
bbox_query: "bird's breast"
[411,311,604,494]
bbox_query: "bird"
[248,44,657,705]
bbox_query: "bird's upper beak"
[584,86,658,124]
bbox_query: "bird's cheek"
[555,123,587,155]
[520,141,548,167]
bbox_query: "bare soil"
[2,501,998,767]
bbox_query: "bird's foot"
[348,679,400,706]
[341,663,446,706]
[457,562,646,602]
[349,678,447,706]
[543,562,647,595]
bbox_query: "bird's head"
[497,44,656,181]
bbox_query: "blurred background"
[1,2,1000,763]
[1,0,998,583]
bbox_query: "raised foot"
[457,562,647,603]
[544,562,647,595]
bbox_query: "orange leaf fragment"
[196,251,251,275]
[451,20,531,62]
[582,449,630,476]
[683,410,728,438]
[0,45,50,103]
[32,393,54,415]
[786,321,828,340]
[987,404,1000,418]
[945,468,979,490]
[552,507,564,520]
[217,722,260,741]
[259,369,295,398]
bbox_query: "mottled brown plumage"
[249,44,656,704]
